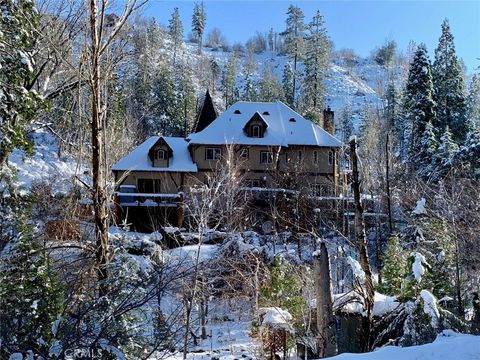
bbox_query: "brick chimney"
[323,106,335,135]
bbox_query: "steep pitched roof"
[188,101,343,147]
[111,136,197,172]
[193,89,218,133]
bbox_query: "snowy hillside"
[180,41,398,130]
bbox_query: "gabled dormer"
[243,112,269,138]
[148,137,173,167]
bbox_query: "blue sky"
[144,1,480,72]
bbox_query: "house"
[111,96,343,230]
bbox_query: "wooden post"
[313,242,337,357]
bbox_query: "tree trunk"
[313,242,337,358]
[349,137,374,351]
[385,133,393,233]
[89,0,109,296]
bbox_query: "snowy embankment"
[331,330,480,360]
[8,128,84,194]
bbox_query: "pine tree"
[174,59,196,136]
[438,126,458,170]
[416,121,439,177]
[456,127,480,177]
[0,181,64,358]
[302,10,330,116]
[192,2,206,54]
[150,66,176,135]
[337,103,354,144]
[258,63,285,102]
[242,48,257,101]
[379,236,408,296]
[221,53,239,106]
[281,5,306,106]
[282,62,295,107]
[404,44,436,172]
[168,7,183,66]
[0,0,45,166]
[466,74,480,130]
[432,19,468,143]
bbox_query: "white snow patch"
[347,256,365,281]
[411,252,428,282]
[412,197,427,215]
[420,290,440,328]
[258,307,293,331]
[331,330,480,359]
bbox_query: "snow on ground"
[331,330,480,360]
[8,128,84,194]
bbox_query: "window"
[328,150,334,165]
[206,147,221,160]
[138,179,162,193]
[312,184,328,196]
[246,179,266,188]
[234,109,241,114]
[156,149,166,160]
[313,150,318,164]
[252,125,260,138]
[260,151,273,164]
[240,148,249,158]
[298,150,303,161]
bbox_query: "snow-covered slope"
[8,128,84,194]
[331,330,480,360]
[183,43,399,130]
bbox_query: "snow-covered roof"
[258,307,294,331]
[188,101,343,148]
[111,136,197,173]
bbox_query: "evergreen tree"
[282,62,295,107]
[258,63,285,102]
[437,126,458,171]
[337,103,354,144]
[174,59,196,136]
[404,44,436,172]
[302,10,330,116]
[0,0,45,166]
[281,5,306,106]
[221,53,239,106]
[416,121,439,177]
[456,127,480,178]
[168,7,183,66]
[0,234,64,357]
[150,66,176,135]
[378,235,408,296]
[384,80,399,132]
[432,19,468,143]
[242,49,257,101]
[192,2,206,54]
[466,74,480,130]
[260,256,305,327]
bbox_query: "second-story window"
[313,150,318,164]
[156,149,166,160]
[240,148,249,158]
[260,151,273,164]
[328,150,334,165]
[251,125,260,137]
[206,147,221,160]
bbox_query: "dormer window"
[244,112,268,138]
[252,125,260,138]
[156,149,167,160]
